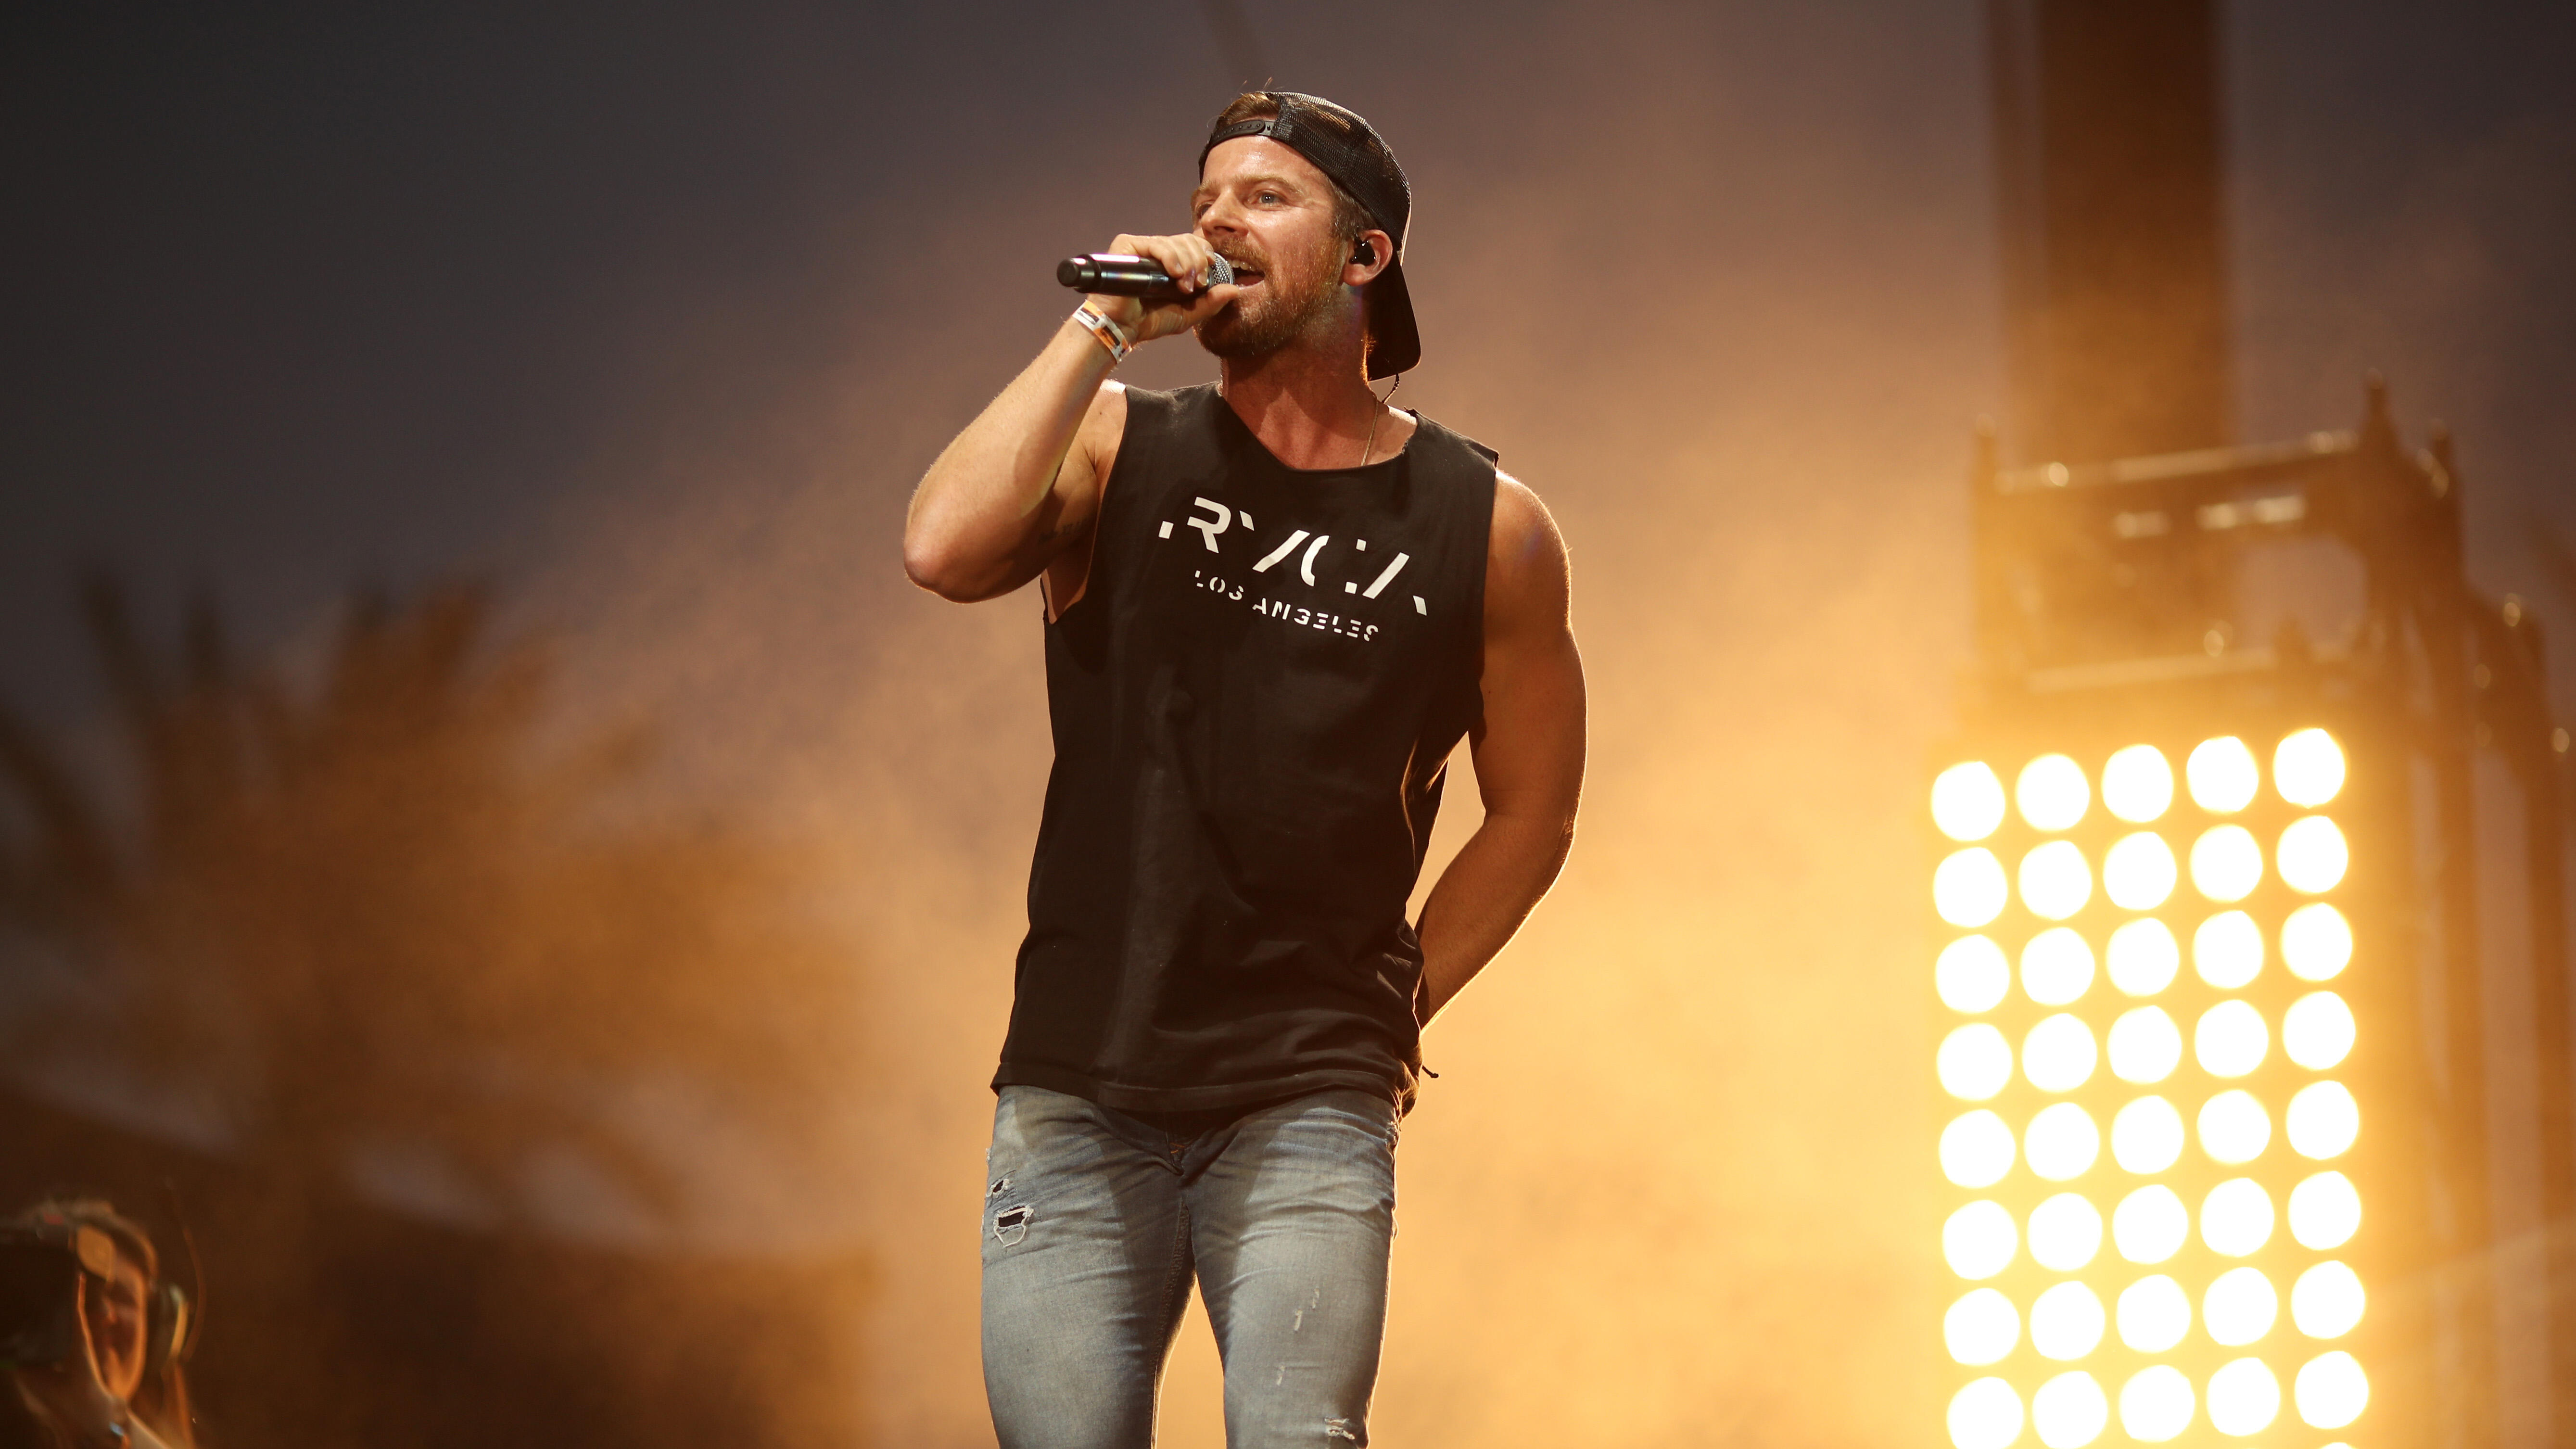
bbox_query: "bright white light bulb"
[2293,1261,2366,1339]
[2199,1090,2272,1164]
[1937,849,2009,928]
[2188,737,2260,813]
[1940,1024,2014,1100]
[1934,762,2009,841]
[1939,935,2013,1012]
[2206,1357,2282,1436]
[1945,1199,2020,1279]
[2274,728,2346,807]
[2029,1193,2104,1272]
[2193,910,2264,988]
[2102,744,2174,823]
[2119,1362,2197,1441]
[2019,753,2092,831]
[1943,1110,2018,1187]
[2287,1172,2361,1250]
[2111,1095,2184,1174]
[2021,928,2096,1005]
[2295,1351,2368,1429]
[2108,1008,2183,1085]
[2107,918,2181,995]
[2280,815,2350,893]
[2201,1178,2277,1257]
[2027,1102,2102,1181]
[1946,1287,2020,1365]
[2117,1275,2192,1353]
[2113,1186,2189,1264]
[2288,1081,2360,1159]
[2031,1280,2107,1360]
[2203,1266,2279,1346]
[2032,1370,2110,1449]
[2191,826,2264,901]
[2026,1014,2100,1093]
[1950,1377,2026,1449]
[2284,991,2356,1070]
[2282,903,2354,981]
[2023,840,2094,920]
[2195,1000,2271,1078]
[2103,832,2177,910]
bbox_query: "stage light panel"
[1935,762,2009,841]
[2295,1351,2368,1429]
[2119,1363,2196,1440]
[1937,848,2009,927]
[2028,1193,2104,1271]
[2030,1280,2106,1360]
[2190,825,2263,901]
[2278,815,2350,893]
[2018,754,2091,831]
[1944,1110,2018,1187]
[2286,1172,2360,1250]
[2198,1090,2272,1164]
[2283,991,2355,1070]
[2031,1370,2109,1448]
[2281,903,2352,981]
[2020,928,2095,1005]
[2192,909,2264,988]
[1947,1288,2020,1365]
[2106,918,2181,995]
[2111,1095,2184,1173]
[1939,936,2012,1012]
[2101,744,2174,823]
[2205,1357,2282,1435]
[2113,1185,2189,1263]
[1940,1024,2014,1100]
[2292,1261,2365,1339]
[2027,1102,2101,1180]
[2107,1008,2182,1085]
[2286,1081,2359,1159]
[2193,999,2269,1078]
[2020,840,2093,919]
[2024,1014,2098,1092]
[2102,831,2177,909]
[2203,1265,2277,1346]
[1945,1199,2020,1279]
[2187,737,2259,813]
[1949,1377,2024,1449]
[2201,1178,2276,1257]
[2118,1275,2192,1351]
[2273,728,2346,807]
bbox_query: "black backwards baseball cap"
[1199,92,1419,379]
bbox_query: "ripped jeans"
[980,1084,1399,1449]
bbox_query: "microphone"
[1057,252,1234,299]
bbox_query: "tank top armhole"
[1046,384,1170,625]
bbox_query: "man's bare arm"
[903,232,1237,603]
[1414,473,1586,1026]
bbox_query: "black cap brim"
[1365,255,1420,379]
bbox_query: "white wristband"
[1071,302,1133,364]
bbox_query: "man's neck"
[1219,342,1413,471]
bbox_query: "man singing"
[903,90,1586,1448]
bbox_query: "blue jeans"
[980,1085,1400,1449]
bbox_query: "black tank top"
[994,382,1497,1117]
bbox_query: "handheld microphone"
[1057,252,1234,300]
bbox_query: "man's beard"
[1195,238,1344,362]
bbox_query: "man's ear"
[1344,229,1395,284]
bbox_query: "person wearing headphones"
[906,90,1586,1447]
[2,1198,198,1449]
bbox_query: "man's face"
[82,1257,149,1399]
[1190,137,1355,361]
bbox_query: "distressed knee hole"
[1323,1418,1361,1443]
[992,1203,1032,1246]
